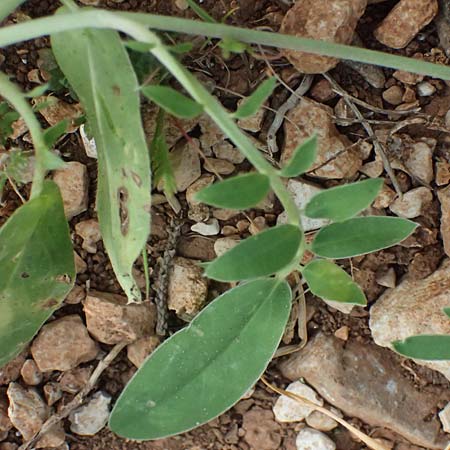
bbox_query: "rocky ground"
[2,0,450,449]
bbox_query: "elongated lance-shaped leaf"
[0,0,25,21]
[205,224,302,281]
[141,85,203,119]
[0,181,74,367]
[393,335,450,360]
[311,216,417,259]
[195,172,270,209]
[305,178,384,222]
[52,21,151,302]
[303,259,366,305]
[233,77,276,119]
[280,135,317,177]
[43,119,68,148]
[109,278,291,439]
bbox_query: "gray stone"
[279,333,446,449]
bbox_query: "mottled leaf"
[0,181,74,367]
[109,278,291,439]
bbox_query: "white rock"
[306,409,340,432]
[439,402,450,433]
[80,124,97,158]
[191,218,220,236]
[389,187,432,218]
[69,391,111,436]
[273,381,323,423]
[170,138,201,192]
[370,259,450,381]
[53,161,89,220]
[214,237,240,257]
[277,180,330,232]
[417,81,436,97]
[405,141,434,184]
[296,427,336,450]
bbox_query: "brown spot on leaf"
[113,85,121,96]
[21,272,30,279]
[118,186,129,236]
[130,171,142,187]
[55,274,72,284]
[40,298,58,309]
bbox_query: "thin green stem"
[0,10,450,79]
[0,72,47,198]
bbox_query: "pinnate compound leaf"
[393,335,450,360]
[0,180,74,367]
[141,85,203,119]
[233,77,276,119]
[205,224,302,281]
[303,259,366,305]
[195,173,270,209]
[279,135,317,177]
[305,178,384,222]
[52,21,151,302]
[311,216,417,259]
[109,278,291,439]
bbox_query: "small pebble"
[20,360,42,386]
[191,219,220,236]
[296,427,336,450]
[417,81,436,97]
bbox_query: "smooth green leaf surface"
[305,178,383,222]
[141,85,203,119]
[280,135,317,177]
[195,173,270,209]
[393,335,450,360]
[52,22,151,302]
[205,224,302,281]
[303,259,366,305]
[0,181,74,367]
[233,77,276,119]
[445,308,450,319]
[109,278,291,439]
[0,0,25,21]
[43,119,68,148]
[311,216,417,259]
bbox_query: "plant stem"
[0,72,47,198]
[1,10,450,79]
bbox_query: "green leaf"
[279,135,317,177]
[194,173,270,209]
[0,180,74,367]
[393,335,450,360]
[0,0,26,22]
[141,85,203,119]
[168,42,194,54]
[52,17,151,303]
[0,102,19,144]
[305,178,384,222]
[25,83,50,98]
[219,38,248,58]
[205,224,302,281]
[124,40,155,53]
[311,216,417,259]
[109,278,291,439]
[43,119,68,148]
[444,308,450,319]
[303,259,366,305]
[233,77,276,119]
[185,0,216,23]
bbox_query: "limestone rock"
[204,158,235,175]
[273,381,323,423]
[170,139,201,192]
[191,218,220,236]
[53,162,89,220]
[279,333,446,449]
[7,383,49,441]
[127,336,160,368]
[306,409,340,432]
[74,219,101,253]
[36,422,66,448]
[389,187,432,218]
[168,257,208,318]
[374,0,438,49]
[20,359,42,386]
[438,186,450,258]
[282,98,361,179]
[280,0,367,73]
[84,290,156,344]
[439,402,450,433]
[405,141,434,184]
[31,315,99,372]
[296,427,336,450]
[214,237,240,257]
[213,141,245,164]
[69,391,111,436]
[370,259,450,382]
[277,180,330,232]
[242,407,281,450]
